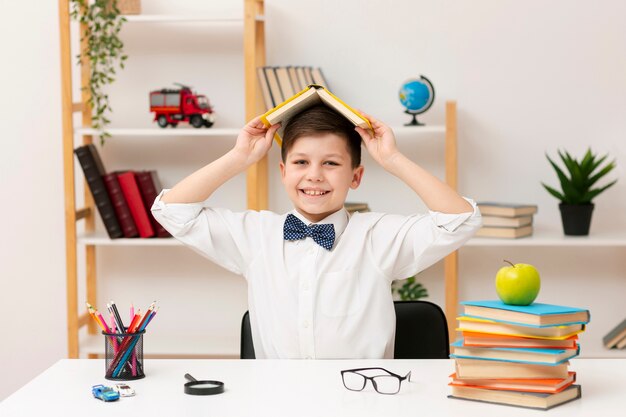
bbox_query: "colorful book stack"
[448,300,590,410]
[476,202,538,239]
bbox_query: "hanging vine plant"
[71,0,128,144]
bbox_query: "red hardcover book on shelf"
[135,170,171,238]
[102,173,139,238]
[116,171,155,238]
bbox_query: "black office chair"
[240,300,449,359]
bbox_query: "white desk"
[2,359,625,416]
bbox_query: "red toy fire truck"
[149,83,215,128]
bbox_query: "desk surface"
[2,359,625,416]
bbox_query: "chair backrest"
[393,300,450,359]
[240,311,256,359]
[240,300,449,359]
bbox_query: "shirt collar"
[289,208,350,240]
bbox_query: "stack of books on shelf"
[476,202,538,239]
[448,300,590,410]
[257,65,328,111]
[344,202,370,214]
[74,144,170,239]
[603,318,626,350]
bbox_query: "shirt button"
[302,320,309,328]
[307,248,315,255]
[302,283,309,291]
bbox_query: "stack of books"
[603,318,626,349]
[448,300,590,410]
[476,202,538,239]
[74,144,171,239]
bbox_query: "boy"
[151,105,481,359]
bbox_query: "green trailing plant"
[392,276,428,301]
[542,148,617,204]
[71,0,128,144]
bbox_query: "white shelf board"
[75,127,239,137]
[78,232,182,247]
[123,15,245,24]
[79,230,626,248]
[80,333,239,358]
[392,125,446,135]
[466,229,626,247]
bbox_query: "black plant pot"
[559,203,594,236]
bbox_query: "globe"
[399,76,435,126]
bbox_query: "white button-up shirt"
[152,191,482,359]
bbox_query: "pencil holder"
[103,329,146,381]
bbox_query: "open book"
[260,84,372,146]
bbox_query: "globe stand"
[404,110,425,126]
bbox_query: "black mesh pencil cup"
[103,329,146,380]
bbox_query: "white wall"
[2,0,625,400]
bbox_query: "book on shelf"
[617,335,626,349]
[448,384,581,410]
[454,358,570,379]
[261,84,371,146]
[102,173,139,238]
[475,225,533,239]
[449,371,576,394]
[450,340,579,365]
[257,67,275,110]
[116,171,155,238]
[295,67,308,91]
[456,316,585,339]
[461,332,579,350]
[461,300,591,327]
[74,144,123,239]
[262,67,284,106]
[135,170,171,238]
[477,202,538,217]
[275,66,296,100]
[286,66,301,91]
[344,202,370,214]
[303,66,314,85]
[482,215,533,228]
[603,318,626,349]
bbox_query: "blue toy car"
[92,384,120,402]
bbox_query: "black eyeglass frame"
[340,367,411,395]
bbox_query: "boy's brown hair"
[280,104,362,168]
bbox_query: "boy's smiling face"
[280,133,364,223]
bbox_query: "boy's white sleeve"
[368,198,482,281]
[150,190,260,276]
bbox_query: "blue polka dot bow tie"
[283,213,335,251]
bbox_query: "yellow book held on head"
[260,84,372,147]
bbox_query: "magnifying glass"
[184,373,225,395]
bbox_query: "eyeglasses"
[340,367,411,395]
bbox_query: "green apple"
[495,260,541,305]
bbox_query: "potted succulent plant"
[71,0,128,144]
[542,148,617,236]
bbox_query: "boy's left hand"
[355,112,400,170]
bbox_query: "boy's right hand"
[232,117,281,167]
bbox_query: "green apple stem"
[503,260,515,267]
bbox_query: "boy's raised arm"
[355,112,473,214]
[161,117,280,204]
